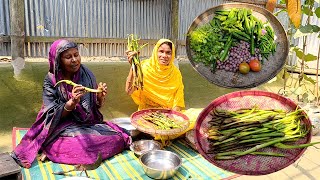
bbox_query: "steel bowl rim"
[139,150,182,171]
[130,140,163,156]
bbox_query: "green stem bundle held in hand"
[55,80,102,93]
[206,107,320,160]
[127,34,148,90]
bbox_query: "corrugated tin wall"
[2,0,172,57]
[24,0,172,57]
[0,0,10,54]
[0,0,10,35]
[0,0,319,67]
[23,0,171,38]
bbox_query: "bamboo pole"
[10,0,25,77]
[171,0,179,56]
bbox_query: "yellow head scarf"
[131,39,185,110]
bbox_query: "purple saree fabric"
[12,39,131,168]
[44,123,130,165]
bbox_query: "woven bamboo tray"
[186,3,289,88]
[131,108,190,137]
[194,90,312,175]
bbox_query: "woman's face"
[60,48,81,74]
[157,43,172,66]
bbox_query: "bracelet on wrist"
[64,105,75,112]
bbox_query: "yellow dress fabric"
[130,39,202,145]
[131,39,185,110]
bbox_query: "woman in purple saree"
[11,39,131,168]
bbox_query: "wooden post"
[171,0,179,57]
[10,0,25,76]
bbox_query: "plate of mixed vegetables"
[194,90,319,175]
[186,3,289,88]
[130,108,190,136]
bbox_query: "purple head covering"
[48,39,78,82]
[48,39,67,74]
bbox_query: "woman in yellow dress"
[125,39,184,111]
[125,39,201,144]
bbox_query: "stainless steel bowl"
[110,117,140,138]
[139,150,182,179]
[130,140,162,156]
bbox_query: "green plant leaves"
[304,0,317,5]
[293,25,320,38]
[315,7,320,18]
[302,53,317,61]
[303,74,316,84]
[302,24,320,32]
[302,5,313,16]
[291,47,318,61]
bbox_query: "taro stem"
[216,151,285,157]
[214,135,300,160]
[274,142,320,149]
[55,80,102,93]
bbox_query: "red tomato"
[238,62,250,74]
[249,59,261,72]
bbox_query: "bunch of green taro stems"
[207,106,320,160]
[127,34,148,90]
[139,112,182,130]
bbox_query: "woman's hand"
[125,50,139,65]
[97,82,107,98]
[97,82,108,107]
[125,50,140,95]
[71,85,86,104]
[125,68,139,95]
[63,85,85,112]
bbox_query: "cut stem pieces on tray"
[138,111,182,130]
